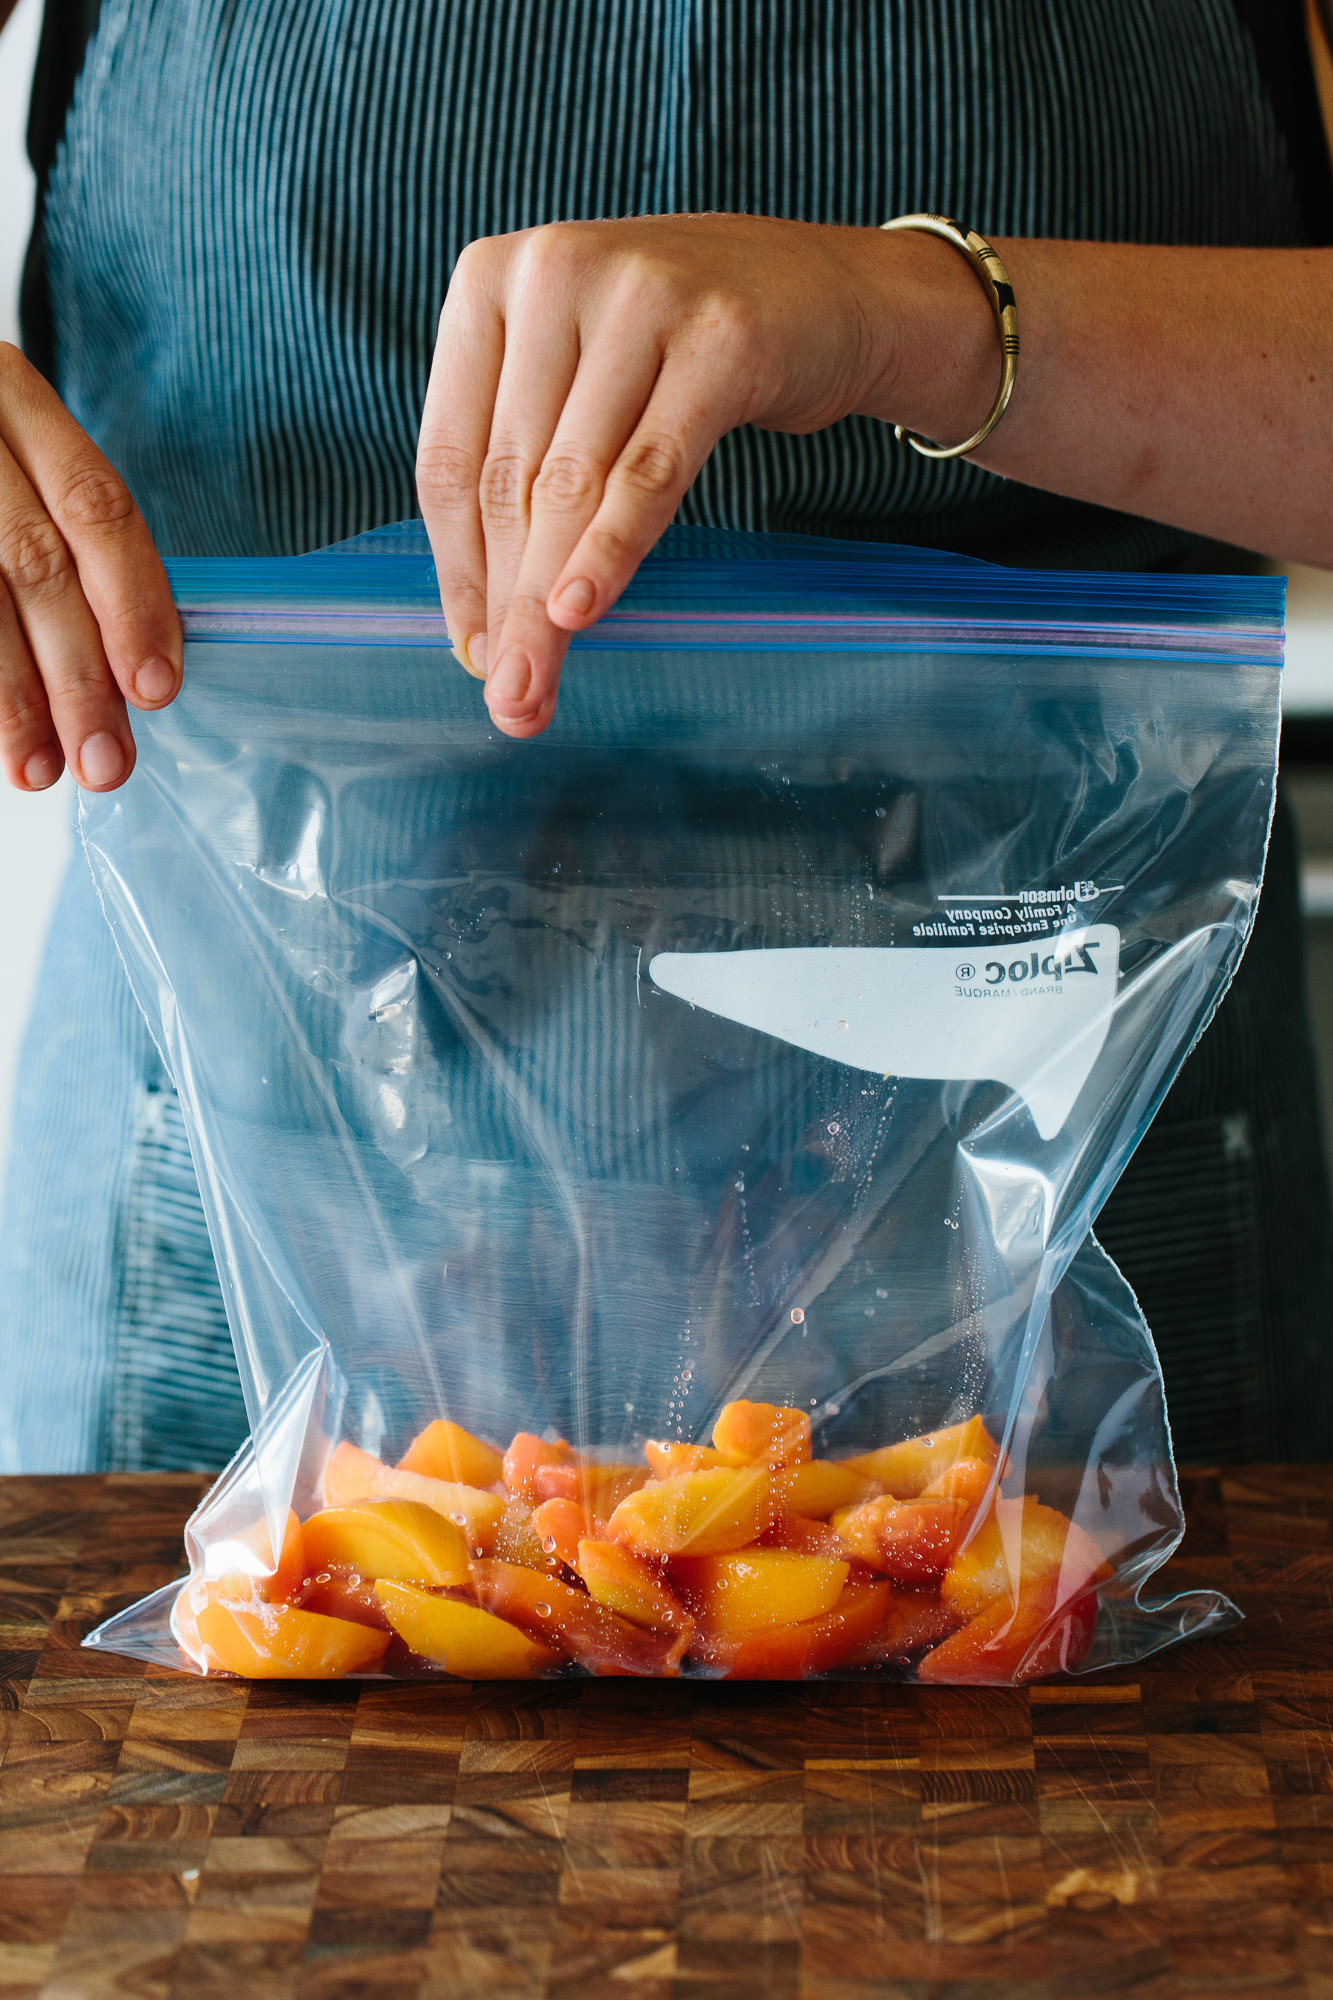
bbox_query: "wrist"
[841,224,1002,449]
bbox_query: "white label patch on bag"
[649,925,1119,1141]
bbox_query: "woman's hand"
[0,344,181,793]
[417,214,992,738]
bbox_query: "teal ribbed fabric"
[45,0,1303,565]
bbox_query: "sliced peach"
[772,1460,880,1520]
[941,1497,1112,1623]
[760,1512,851,1559]
[840,1415,998,1497]
[531,1461,650,1514]
[921,1455,997,1513]
[917,1575,1099,1684]
[299,1501,469,1588]
[830,1497,965,1584]
[177,1580,390,1678]
[607,1466,772,1558]
[321,1441,505,1552]
[670,1549,849,1639]
[491,1499,560,1573]
[712,1399,811,1469]
[469,1559,688,1675]
[852,1588,962,1667]
[693,1579,892,1680]
[533,1498,602,1570]
[502,1433,575,1504]
[375,1579,561,1678]
[297,1568,390,1630]
[397,1419,504,1490]
[575,1538,694,1640]
[210,1510,305,1603]
[644,1439,730,1478]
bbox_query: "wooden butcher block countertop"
[0,1467,1329,1999]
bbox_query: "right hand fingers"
[0,343,181,793]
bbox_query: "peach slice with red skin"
[941,1496,1112,1623]
[760,1512,852,1560]
[469,1559,689,1675]
[397,1419,504,1490]
[830,1496,966,1585]
[530,1461,650,1514]
[502,1433,575,1504]
[375,1579,562,1678]
[532,1498,603,1570]
[575,1538,694,1641]
[851,1588,962,1667]
[921,1455,997,1514]
[839,1416,999,1497]
[607,1467,772,1558]
[712,1400,812,1469]
[321,1441,504,1552]
[297,1568,390,1629]
[918,1575,1099,1683]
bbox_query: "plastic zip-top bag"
[82,524,1281,1683]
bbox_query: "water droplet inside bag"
[790,1307,805,1324]
[535,1602,552,1618]
[836,1019,848,1032]
[827,1121,840,1135]
[541,1536,557,1555]
[315,1572,331,1585]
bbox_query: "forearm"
[861,234,1333,568]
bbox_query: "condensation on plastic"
[80,524,1282,1679]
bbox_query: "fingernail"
[553,576,596,618]
[453,632,487,679]
[21,746,62,790]
[133,655,177,703]
[78,731,125,787]
[486,648,532,710]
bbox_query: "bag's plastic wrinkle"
[80,524,1281,1682]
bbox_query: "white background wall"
[0,0,71,1206]
[1,0,1332,1206]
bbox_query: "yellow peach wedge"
[772,1459,880,1520]
[375,1579,562,1678]
[396,1418,504,1490]
[176,1580,390,1678]
[941,1496,1112,1623]
[491,1499,561,1573]
[299,1501,469,1589]
[712,1399,811,1469]
[575,1538,694,1639]
[670,1549,849,1639]
[607,1466,772,1557]
[320,1441,505,1552]
[839,1415,999,1497]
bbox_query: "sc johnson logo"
[957,938,1103,992]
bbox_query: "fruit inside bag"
[81,524,1282,1682]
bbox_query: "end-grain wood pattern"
[0,1469,1328,1998]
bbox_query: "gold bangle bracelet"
[880,212,1019,460]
